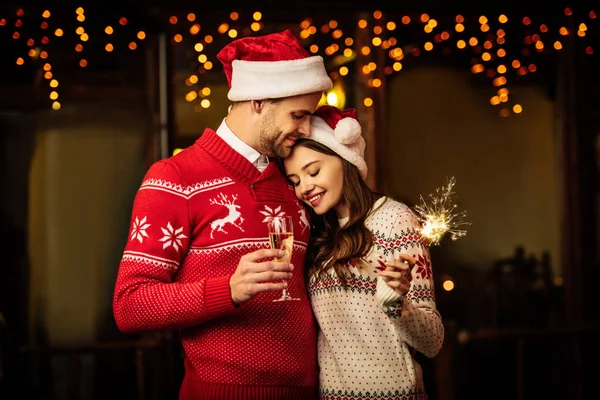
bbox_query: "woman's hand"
[377,254,416,296]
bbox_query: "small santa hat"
[309,106,368,180]
[217,30,332,101]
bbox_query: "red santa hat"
[217,30,332,101]
[309,106,368,180]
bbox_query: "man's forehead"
[283,93,323,109]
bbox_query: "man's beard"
[258,110,290,158]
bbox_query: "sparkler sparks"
[414,177,470,246]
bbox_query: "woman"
[283,106,444,400]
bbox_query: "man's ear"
[250,100,264,114]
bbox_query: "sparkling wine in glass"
[267,216,299,301]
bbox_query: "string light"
[0,8,595,114]
[190,24,200,35]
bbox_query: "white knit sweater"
[308,197,444,400]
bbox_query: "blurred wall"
[384,66,561,276]
[28,106,147,345]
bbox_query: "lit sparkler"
[414,176,470,246]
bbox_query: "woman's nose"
[301,181,314,195]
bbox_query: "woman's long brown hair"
[293,139,383,286]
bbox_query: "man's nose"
[297,118,311,137]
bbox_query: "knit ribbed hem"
[180,381,317,400]
[375,276,404,307]
[197,129,260,182]
[203,275,237,318]
[250,162,289,202]
[197,129,291,203]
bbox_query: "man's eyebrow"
[286,160,319,178]
[293,109,313,116]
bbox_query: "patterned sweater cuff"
[376,276,404,307]
[204,275,237,317]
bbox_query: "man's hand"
[229,249,294,305]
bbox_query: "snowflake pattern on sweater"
[308,197,444,400]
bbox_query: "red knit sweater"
[113,129,317,399]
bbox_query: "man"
[113,30,332,399]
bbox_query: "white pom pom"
[334,118,362,145]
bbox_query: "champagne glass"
[267,216,299,301]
